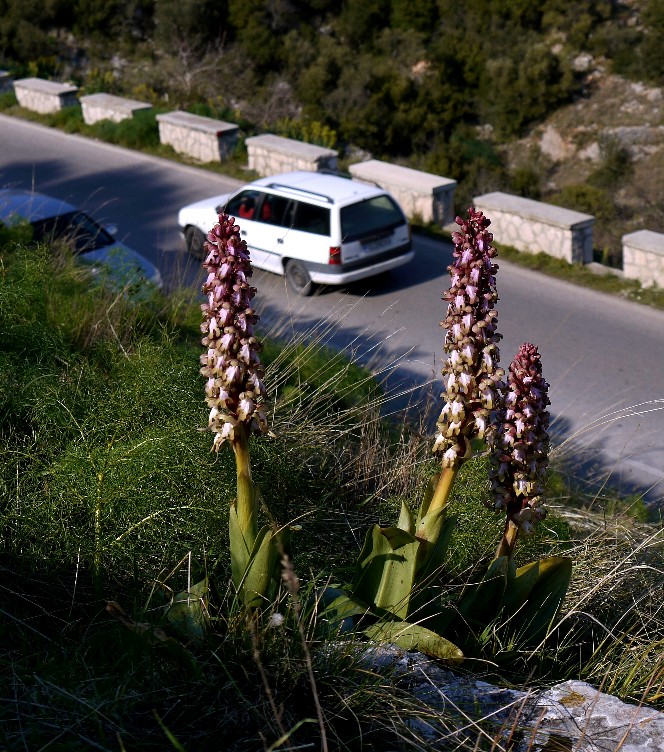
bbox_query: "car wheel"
[185,227,207,259]
[285,260,314,296]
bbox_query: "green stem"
[428,465,459,515]
[495,519,519,560]
[233,424,257,548]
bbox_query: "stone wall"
[80,93,152,125]
[13,77,79,114]
[246,134,338,175]
[156,111,239,162]
[623,230,664,288]
[349,159,457,225]
[473,191,594,264]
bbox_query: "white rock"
[359,645,664,751]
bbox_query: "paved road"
[1,114,663,503]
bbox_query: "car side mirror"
[105,224,118,236]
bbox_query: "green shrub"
[588,135,633,190]
[425,126,506,211]
[92,108,161,149]
[0,90,17,110]
[479,43,576,138]
[273,116,338,149]
[548,183,616,223]
[49,105,85,132]
[509,164,544,200]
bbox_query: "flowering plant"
[197,207,572,654]
[332,208,572,658]
[200,213,280,609]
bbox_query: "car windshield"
[31,211,115,254]
[340,195,405,242]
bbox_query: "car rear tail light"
[328,246,341,265]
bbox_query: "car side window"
[226,190,263,220]
[290,201,331,236]
[256,194,291,227]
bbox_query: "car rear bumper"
[308,244,414,284]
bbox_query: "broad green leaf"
[106,601,198,677]
[165,577,209,640]
[509,556,572,647]
[229,503,253,589]
[415,504,447,544]
[415,513,455,580]
[409,515,456,620]
[352,524,418,619]
[240,525,280,609]
[319,591,368,634]
[502,558,540,614]
[416,473,440,525]
[364,620,463,663]
[458,555,509,626]
[381,525,417,550]
[397,500,415,534]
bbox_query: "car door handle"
[241,230,247,236]
[277,238,284,243]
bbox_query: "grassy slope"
[0,234,662,748]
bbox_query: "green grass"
[1,235,662,750]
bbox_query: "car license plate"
[363,236,390,252]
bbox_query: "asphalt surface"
[1,113,663,503]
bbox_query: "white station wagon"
[177,171,413,295]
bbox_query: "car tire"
[185,226,207,259]
[285,260,314,296]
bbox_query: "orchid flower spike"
[433,207,504,467]
[200,213,268,449]
[490,342,550,534]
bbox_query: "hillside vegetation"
[2,0,664,262]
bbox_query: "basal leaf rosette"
[200,213,268,450]
[433,208,505,468]
[490,342,550,535]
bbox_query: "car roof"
[249,171,387,205]
[0,189,77,224]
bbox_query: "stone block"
[80,93,152,125]
[622,230,664,288]
[156,111,239,162]
[13,77,78,114]
[349,159,457,224]
[245,134,338,176]
[473,191,594,264]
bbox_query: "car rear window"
[340,195,405,242]
[31,211,114,254]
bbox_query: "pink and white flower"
[489,343,550,533]
[200,213,268,449]
[434,208,505,467]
